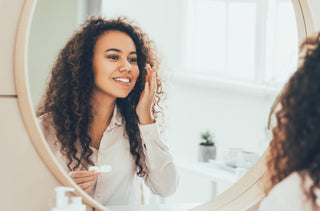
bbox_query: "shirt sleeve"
[37,115,71,173]
[139,123,179,197]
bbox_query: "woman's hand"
[136,64,156,125]
[69,170,100,193]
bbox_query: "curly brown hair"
[36,16,165,177]
[266,32,320,205]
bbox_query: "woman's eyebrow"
[105,49,137,55]
[105,48,121,53]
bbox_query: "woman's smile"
[112,77,131,87]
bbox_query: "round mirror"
[14,0,315,210]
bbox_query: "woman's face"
[92,30,140,99]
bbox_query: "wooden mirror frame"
[14,0,316,210]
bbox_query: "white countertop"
[175,158,240,183]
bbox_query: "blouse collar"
[105,105,123,132]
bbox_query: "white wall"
[28,0,79,107]
[0,0,22,94]
[167,82,275,161]
[309,0,320,30]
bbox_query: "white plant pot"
[198,145,216,162]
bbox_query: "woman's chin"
[116,93,130,99]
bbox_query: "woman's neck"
[91,89,116,119]
[89,90,116,149]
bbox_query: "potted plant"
[198,130,216,162]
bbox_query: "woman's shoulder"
[266,172,304,200]
[259,172,315,211]
[37,113,55,129]
[275,172,303,188]
[37,112,53,123]
[271,172,316,195]
[36,113,57,142]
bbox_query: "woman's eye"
[108,55,119,60]
[128,58,137,63]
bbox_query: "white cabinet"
[0,97,60,210]
[0,0,25,95]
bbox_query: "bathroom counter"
[172,158,244,200]
[175,158,239,183]
[106,203,200,211]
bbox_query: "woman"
[36,16,178,206]
[259,33,320,210]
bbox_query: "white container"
[69,196,86,211]
[89,164,112,173]
[236,151,259,169]
[198,145,216,162]
[51,187,74,211]
[223,148,242,168]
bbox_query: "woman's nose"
[119,59,132,72]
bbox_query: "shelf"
[175,158,240,184]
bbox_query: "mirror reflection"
[35,15,179,206]
[28,0,299,207]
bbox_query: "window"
[184,0,298,86]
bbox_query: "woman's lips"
[113,77,131,87]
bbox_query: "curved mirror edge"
[13,0,316,211]
[14,0,107,210]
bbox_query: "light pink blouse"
[259,172,320,211]
[37,106,178,206]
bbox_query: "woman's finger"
[83,187,92,193]
[78,179,97,193]
[144,82,150,93]
[146,64,152,83]
[150,66,156,95]
[72,173,99,184]
[69,170,99,178]
[83,185,95,193]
